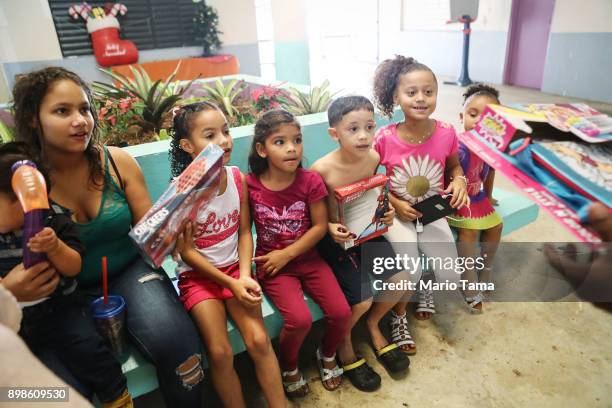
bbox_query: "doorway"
[504,0,555,89]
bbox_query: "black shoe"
[342,358,381,392]
[375,343,410,373]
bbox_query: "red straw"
[102,256,108,305]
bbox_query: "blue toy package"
[508,139,594,222]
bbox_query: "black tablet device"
[412,194,455,226]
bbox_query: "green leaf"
[0,121,14,143]
[129,65,148,97]
[146,80,162,111]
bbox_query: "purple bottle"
[11,160,49,268]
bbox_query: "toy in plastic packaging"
[334,174,389,249]
[129,144,224,267]
[472,103,612,152]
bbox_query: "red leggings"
[259,254,351,371]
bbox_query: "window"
[48,0,199,57]
[254,0,275,80]
[401,0,450,31]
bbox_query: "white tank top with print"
[176,166,242,273]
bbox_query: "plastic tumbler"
[90,295,127,356]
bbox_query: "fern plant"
[284,80,337,116]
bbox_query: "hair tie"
[171,105,183,121]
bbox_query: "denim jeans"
[20,292,127,403]
[40,256,205,407]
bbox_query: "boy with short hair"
[0,142,132,408]
[311,96,411,391]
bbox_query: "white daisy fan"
[390,155,443,204]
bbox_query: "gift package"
[460,103,611,242]
[129,144,224,267]
[334,174,390,249]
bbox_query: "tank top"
[74,147,138,287]
[176,166,243,274]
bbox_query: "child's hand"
[328,222,353,244]
[489,196,499,206]
[174,222,197,262]
[27,228,60,254]
[253,249,292,277]
[444,178,470,209]
[231,276,263,307]
[381,204,395,226]
[394,200,422,222]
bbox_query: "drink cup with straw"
[90,256,127,356]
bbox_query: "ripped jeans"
[40,256,205,407]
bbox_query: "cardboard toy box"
[334,174,390,249]
[459,103,611,242]
[129,144,224,267]
[472,103,612,151]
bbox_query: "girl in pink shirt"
[247,109,351,397]
[171,102,286,408]
[372,56,480,352]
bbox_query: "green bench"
[120,110,540,398]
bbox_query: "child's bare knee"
[245,330,271,356]
[207,344,233,367]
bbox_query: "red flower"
[251,88,264,102]
[263,86,277,98]
[108,115,116,125]
[98,107,109,121]
[118,98,132,114]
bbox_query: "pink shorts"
[178,262,240,311]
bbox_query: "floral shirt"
[247,169,327,261]
[374,120,458,205]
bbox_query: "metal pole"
[444,14,473,87]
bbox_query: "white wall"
[384,0,512,84]
[401,0,511,32]
[271,0,307,42]
[208,0,259,45]
[0,0,62,63]
[542,0,612,102]
[550,0,612,33]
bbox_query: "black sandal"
[374,343,410,373]
[342,358,381,392]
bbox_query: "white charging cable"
[443,193,472,222]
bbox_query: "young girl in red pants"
[247,109,352,397]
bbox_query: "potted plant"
[92,63,196,145]
[193,0,222,57]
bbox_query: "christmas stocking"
[69,2,138,67]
